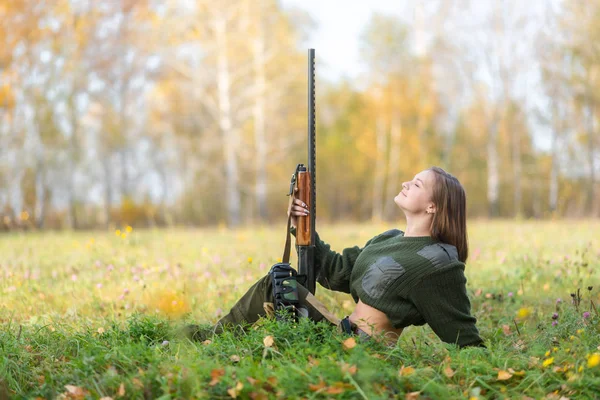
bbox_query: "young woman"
[188,167,484,348]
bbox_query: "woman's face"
[394,170,436,214]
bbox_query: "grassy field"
[1,220,599,399]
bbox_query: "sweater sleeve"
[407,265,484,348]
[313,232,377,293]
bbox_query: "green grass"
[1,221,599,399]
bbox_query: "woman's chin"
[394,197,404,209]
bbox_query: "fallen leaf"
[399,365,415,376]
[263,335,274,348]
[267,376,277,386]
[246,377,258,385]
[497,370,513,380]
[325,382,353,395]
[308,380,326,392]
[502,325,511,335]
[474,288,483,297]
[444,366,455,378]
[340,362,358,375]
[227,381,243,399]
[63,385,88,400]
[99,397,114,400]
[308,355,320,367]
[513,340,526,351]
[342,337,356,350]
[529,356,540,367]
[117,382,125,397]
[230,355,240,363]
[405,391,421,400]
[248,392,267,400]
[210,369,225,386]
[131,378,143,388]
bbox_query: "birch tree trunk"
[67,92,80,229]
[253,8,268,222]
[549,99,559,214]
[511,117,522,217]
[384,112,402,219]
[587,100,596,216]
[487,116,500,217]
[215,14,241,227]
[34,157,46,229]
[102,157,113,229]
[371,116,386,222]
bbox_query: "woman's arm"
[313,233,375,293]
[290,227,375,293]
[407,264,484,348]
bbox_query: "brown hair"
[428,167,469,263]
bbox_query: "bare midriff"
[349,300,404,345]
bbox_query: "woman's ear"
[426,204,436,214]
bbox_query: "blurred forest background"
[0,0,599,230]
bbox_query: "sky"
[280,0,412,83]
[279,0,555,153]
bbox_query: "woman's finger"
[294,199,309,208]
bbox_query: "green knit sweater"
[305,228,483,348]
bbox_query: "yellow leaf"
[342,337,356,350]
[263,335,274,348]
[399,365,415,376]
[227,381,243,398]
[497,370,513,380]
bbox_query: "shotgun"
[293,49,317,295]
[271,49,317,322]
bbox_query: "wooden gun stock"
[296,167,311,246]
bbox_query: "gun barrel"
[308,48,316,246]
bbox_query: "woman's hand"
[287,187,310,229]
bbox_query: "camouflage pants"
[216,274,332,329]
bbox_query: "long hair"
[428,167,469,263]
